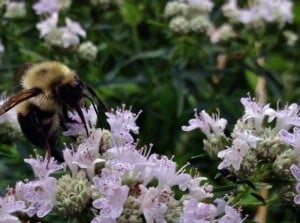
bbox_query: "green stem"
[132,25,140,51]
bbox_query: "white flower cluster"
[2,1,26,19]
[164,0,295,44]
[164,0,235,43]
[223,0,293,28]
[33,0,98,60]
[0,105,243,222]
[0,94,22,139]
[183,94,300,204]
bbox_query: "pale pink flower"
[66,18,86,37]
[63,105,97,137]
[92,170,129,222]
[63,131,106,179]
[240,95,273,129]
[279,127,300,154]
[234,130,261,148]
[106,145,156,185]
[218,138,249,171]
[137,185,168,223]
[106,105,142,145]
[61,18,86,48]
[182,109,227,137]
[36,13,58,37]
[15,177,57,218]
[24,154,64,179]
[61,28,80,48]
[0,192,25,223]
[267,103,300,131]
[33,0,60,15]
[180,198,216,223]
[148,154,191,189]
[290,164,300,204]
[218,205,243,223]
[185,177,213,200]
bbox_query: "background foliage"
[0,1,300,222]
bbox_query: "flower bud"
[283,30,298,47]
[273,149,297,179]
[55,175,91,216]
[164,2,187,18]
[78,41,98,61]
[169,16,190,34]
[164,199,182,223]
[189,15,212,33]
[278,184,296,203]
[117,196,143,223]
[234,149,258,178]
[203,134,229,158]
[257,130,289,160]
[4,2,26,18]
[44,28,64,47]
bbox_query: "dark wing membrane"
[85,84,109,112]
[0,88,42,115]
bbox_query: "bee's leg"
[18,111,53,165]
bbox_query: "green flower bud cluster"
[78,41,98,61]
[55,175,91,216]
[203,134,229,159]
[235,129,296,182]
[256,128,285,160]
[278,184,297,203]
[164,199,182,223]
[283,30,298,47]
[117,196,143,223]
[273,149,297,179]
[44,28,65,48]
[234,149,259,179]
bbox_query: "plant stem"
[254,188,268,223]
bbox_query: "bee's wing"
[85,84,109,112]
[0,88,42,115]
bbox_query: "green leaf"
[120,1,143,27]
[250,192,266,205]
[245,70,258,92]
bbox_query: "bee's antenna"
[75,106,89,137]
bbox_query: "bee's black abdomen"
[18,110,49,148]
[17,104,63,161]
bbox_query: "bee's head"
[55,75,84,108]
[55,75,90,136]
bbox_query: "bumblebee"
[0,61,106,160]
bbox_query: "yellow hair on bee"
[21,61,75,90]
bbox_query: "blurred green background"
[0,1,300,222]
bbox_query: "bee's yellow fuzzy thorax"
[21,61,75,90]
